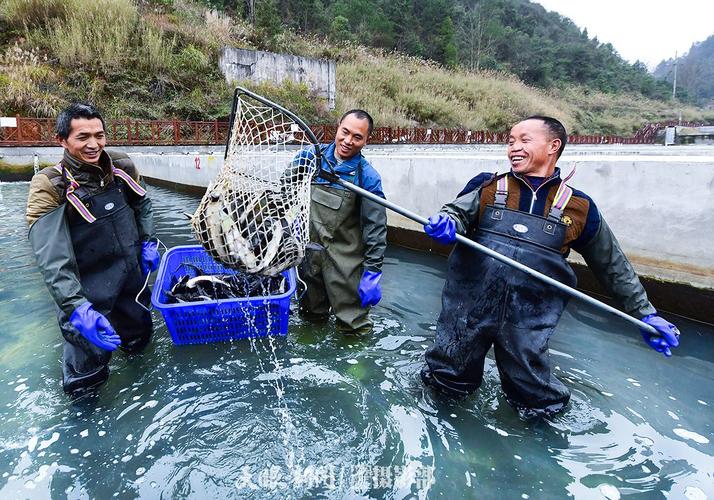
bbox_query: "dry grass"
[2,0,713,132]
[555,86,714,134]
[138,22,176,72]
[43,0,175,75]
[333,47,714,134]
[0,44,65,116]
[336,48,579,131]
[49,0,137,72]
[0,0,69,27]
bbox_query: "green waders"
[299,184,372,333]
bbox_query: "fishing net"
[191,89,320,276]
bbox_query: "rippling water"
[0,182,712,499]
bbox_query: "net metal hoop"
[191,88,321,276]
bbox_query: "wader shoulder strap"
[546,165,577,222]
[356,159,363,188]
[547,182,573,222]
[313,144,335,185]
[494,174,508,208]
[61,166,97,224]
[60,166,146,224]
[112,167,146,197]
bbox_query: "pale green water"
[0,182,712,499]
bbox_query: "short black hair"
[56,102,105,140]
[339,109,374,136]
[524,115,567,159]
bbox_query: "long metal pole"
[326,176,658,335]
[227,85,657,335]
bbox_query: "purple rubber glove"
[424,213,456,245]
[140,241,160,276]
[69,302,121,351]
[640,313,680,357]
[358,270,382,308]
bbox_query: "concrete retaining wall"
[219,47,336,109]
[372,145,714,291]
[2,144,713,320]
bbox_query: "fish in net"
[190,88,321,276]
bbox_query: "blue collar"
[322,143,362,173]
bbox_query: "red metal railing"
[0,116,663,147]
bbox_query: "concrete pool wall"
[2,144,713,322]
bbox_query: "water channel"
[0,182,712,499]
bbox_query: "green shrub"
[244,80,329,125]
[173,45,209,74]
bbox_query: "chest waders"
[299,162,372,333]
[60,172,152,393]
[422,176,577,416]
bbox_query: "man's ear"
[56,134,65,147]
[549,138,562,156]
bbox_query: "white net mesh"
[191,91,319,276]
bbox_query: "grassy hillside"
[1,0,712,135]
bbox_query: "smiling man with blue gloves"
[26,103,160,394]
[297,110,387,334]
[421,116,680,417]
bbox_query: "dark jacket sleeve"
[129,177,155,241]
[109,150,156,241]
[440,173,493,233]
[361,198,387,271]
[441,187,482,234]
[28,204,87,317]
[576,217,656,317]
[359,163,387,272]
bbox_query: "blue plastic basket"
[151,245,296,345]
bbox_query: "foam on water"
[673,428,710,445]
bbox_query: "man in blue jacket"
[421,116,680,417]
[298,110,387,334]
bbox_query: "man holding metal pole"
[420,116,680,417]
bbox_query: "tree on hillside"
[654,35,714,105]
[381,0,423,55]
[438,17,459,67]
[328,0,395,48]
[417,0,454,62]
[329,15,352,42]
[246,0,255,23]
[458,3,499,71]
[255,0,282,37]
[277,0,328,32]
[196,0,674,101]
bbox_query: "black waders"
[61,180,152,393]
[423,177,577,416]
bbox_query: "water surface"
[0,182,712,499]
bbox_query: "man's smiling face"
[59,117,106,164]
[334,114,369,160]
[507,119,561,177]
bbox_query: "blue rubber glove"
[424,213,456,245]
[358,270,382,308]
[640,313,680,357]
[69,302,122,351]
[140,241,160,276]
